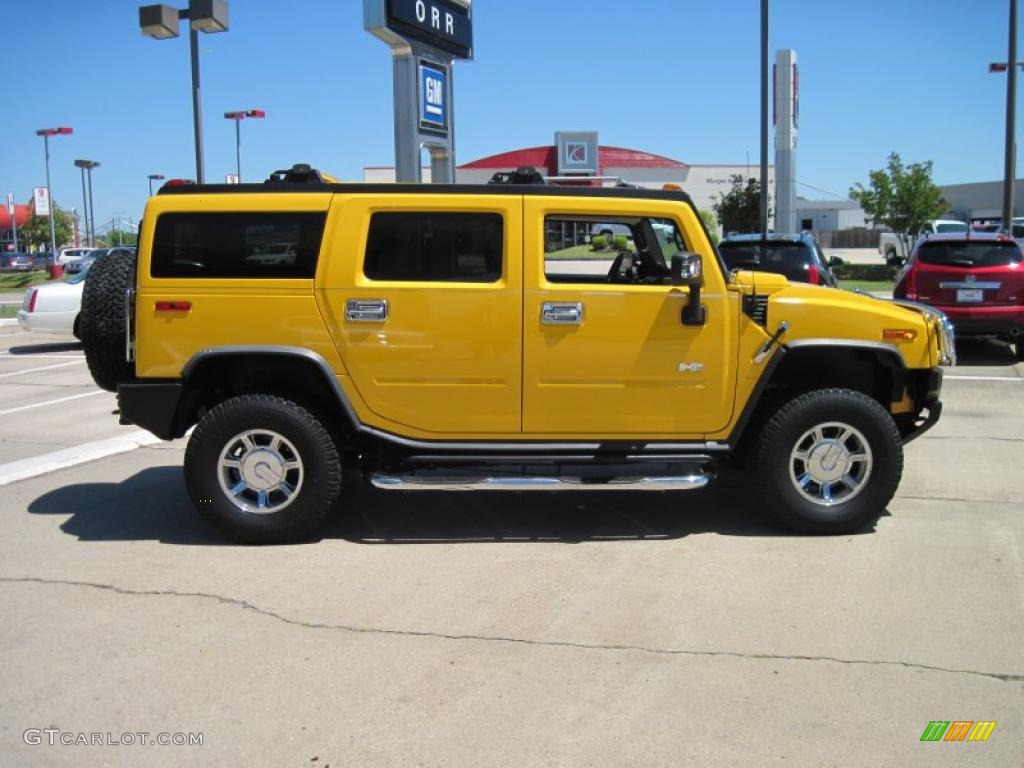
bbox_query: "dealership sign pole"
[364,0,473,183]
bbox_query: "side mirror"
[671,252,703,286]
[671,252,706,326]
[828,256,844,267]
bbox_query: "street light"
[223,109,265,181]
[74,159,99,247]
[990,0,1019,233]
[148,173,166,196]
[138,0,230,183]
[35,126,73,265]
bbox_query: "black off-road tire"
[184,395,341,544]
[80,249,135,391]
[1015,338,1024,361]
[753,388,903,534]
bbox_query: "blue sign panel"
[419,61,447,134]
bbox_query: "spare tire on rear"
[81,249,135,392]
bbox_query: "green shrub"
[832,264,898,281]
[611,235,630,251]
[590,235,608,250]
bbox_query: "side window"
[151,212,325,278]
[364,212,502,282]
[544,215,686,284]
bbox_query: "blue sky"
[2,0,1021,231]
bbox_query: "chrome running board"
[368,473,710,492]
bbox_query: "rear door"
[318,194,523,435]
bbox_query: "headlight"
[892,299,956,367]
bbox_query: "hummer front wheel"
[753,389,903,534]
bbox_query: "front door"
[522,197,737,437]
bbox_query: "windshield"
[934,222,968,233]
[64,264,90,284]
[917,241,1022,267]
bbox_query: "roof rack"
[487,166,547,185]
[265,163,326,184]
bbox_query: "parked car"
[17,263,91,337]
[893,231,1024,360]
[2,252,33,272]
[879,220,967,265]
[246,242,297,265]
[75,162,952,543]
[58,247,94,267]
[717,232,839,287]
[65,248,109,274]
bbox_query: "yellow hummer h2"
[80,164,952,543]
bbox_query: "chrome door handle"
[541,302,584,325]
[346,299,388,322]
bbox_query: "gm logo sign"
[419,61,447,134]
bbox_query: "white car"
[17,265,90,338]
[57,247,94,267]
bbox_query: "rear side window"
[917,241,1022,268]
[364,212,502,282]
[151,212,326,278]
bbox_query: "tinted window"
[364,212,502,282]
[719,241,812,275]
[917,241,1022,267]
[151,212,325,278]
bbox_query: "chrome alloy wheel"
[788,421,873,507]
[217,429,304,514]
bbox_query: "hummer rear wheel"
[184,394,341,544]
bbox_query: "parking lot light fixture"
[148,173,166,196]
[223,109,265,181]
[35,126,73,265]
[138,1,230,184]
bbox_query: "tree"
[698,208,720,245]
[850,152,947,260]
[20,205,74,252]
[101,229,138,247]
[713,175,771,235]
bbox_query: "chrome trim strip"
[939,281,1000,290]
[368,473,710,492]
[890,300,956,366]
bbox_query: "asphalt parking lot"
[0,323,1021,767]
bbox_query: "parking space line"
[0,390,106,416]
[944,375,1022,382]
[0,360,85,379]
[0,353,84,359]
[0,430,163,487]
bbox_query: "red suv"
[893,232,1024,360]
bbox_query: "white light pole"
[223,109,266,181]
[35,126,73,265]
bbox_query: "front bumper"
[901,366,943,444]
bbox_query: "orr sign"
[385,0,472,58]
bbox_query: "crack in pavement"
[2,576,1021,684]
